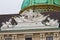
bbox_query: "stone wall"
[0,32,60,40]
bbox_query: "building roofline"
[19,4,60,13]
[0,28,60,33]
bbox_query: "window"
[25,37,32,40]
[46,36,53,40]
[25,35,32,40]
[5,38,12,40]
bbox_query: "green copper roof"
[21,0,60,9]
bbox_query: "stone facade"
[0,1,60,40]
[0,30,60,40]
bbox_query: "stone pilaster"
[53,33,59,40]
[0,35,4,40]
[17,34,24,40]
[59,32,60,40]
[12,34,17,40]
[40,33,46,40]
[33,33,40,40]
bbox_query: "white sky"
[0,0,23,14]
